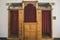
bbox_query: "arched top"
[24,4,36,9]
[24,4,36,22]
[27,4,34,6]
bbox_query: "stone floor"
[54,38,60,40]
[0,38,60,40]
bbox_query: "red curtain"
[24,4,36,22]
[10,10,18,37]
[42,10,51,37]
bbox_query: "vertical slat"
[37,9,42,40]
[19,9,24,40]
[19,10,22,39]
[8,10,11,38]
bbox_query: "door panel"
[24,23,37,40]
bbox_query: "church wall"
[0,0,60,38]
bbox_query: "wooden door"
[24,23,37,40]
[42,10,51,38]
[24,4,37,40]
[10,10,19,37]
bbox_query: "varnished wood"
[8,10,10,38]
[37,9,42,39]
[8,1,53,40]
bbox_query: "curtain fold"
[24,4,36,22]
[10,10,18,37]
[42,10,51,37]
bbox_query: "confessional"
[7,0,55,40]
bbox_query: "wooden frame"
[8,9,19,38]
[7,1,54,40]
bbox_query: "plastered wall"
[0,0,60,38]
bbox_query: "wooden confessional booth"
[7,1,54,40]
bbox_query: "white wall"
[0,0,60,38]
